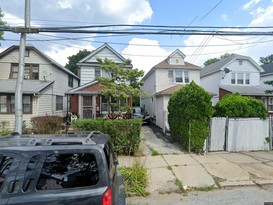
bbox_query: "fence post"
[224,117,229,151]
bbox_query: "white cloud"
[45,44,95,66]
[122,38,170,74]
[221,14,228,22]
[250,5,273,26]
[3,13,25,26]
[57,0,73,9]
[242,0,261,10]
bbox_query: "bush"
[31,115,63,134]
[0,121,12,136]
[119,161,149,197]
[168,81,212,152]
[72,118,142,155]
[214,93,267,119]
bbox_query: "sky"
[1,0,273,75]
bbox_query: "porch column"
[79,95,83,119]
[92,95,96,119]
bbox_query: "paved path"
[118,125,273,194]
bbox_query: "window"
[239,60,243,65]
[56,96,63,111]
[0,95,32,114]
[269,97,273,111]
[101,96,128,113]
[261,97,267,110]
[68,75,73,87]
[168,70,189,83]
[0,155,14,191]
[101,96,108,112]
[25,49,30,57]
[95,68,101,78]
[36,153,99,190]
[10,64,39,80]
[231,72,250,85]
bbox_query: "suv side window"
[36,153,99,190]
[0,155,14,191]
[103,143,115,179]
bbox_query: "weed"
[194,185,215,192]
[119,161,149,197]
[167,166,172,171]
[150,148,160,156]
[213,176,225,189]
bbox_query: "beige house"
[141,49,201,131]
[0,45,79,130]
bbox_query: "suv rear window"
[0,155,14,190]
[36,153,99,190]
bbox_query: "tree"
[96,58,144,115]
[259,54,273,64]
[214,93,267,119]
[0,8,8,40]
[65,49,91,75]
[168,81,213,152]
[203,53,233,66]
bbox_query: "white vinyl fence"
[209,117,271,152]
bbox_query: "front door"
[83,96,93,119]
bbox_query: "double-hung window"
[10,64,39,80]
[168,70,189,83]
[268,97,273,111]
[231,72,250,85]
[0,95,32,114]
[56,96,63,111]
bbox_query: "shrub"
[72,118,142,155]
[168,81,212,152]
[214,93,267,119]
[119,161,149,197]
[0,121,11,136]
[31,115,63,134]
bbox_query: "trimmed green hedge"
[72,118,142,155]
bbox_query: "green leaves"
[168,81,213,151]
[214,93,267,119]
[65,49,91,75]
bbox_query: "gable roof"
[142,50,200,81]
[65,80,100,94]
[0,79,54,94]
[0,45,79,80]
[201,54,264,77]
[261,63,273,76]
[78,43,126,63]
[168,49,186,59]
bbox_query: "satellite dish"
[42,70,49,81]
[224,68,231,73]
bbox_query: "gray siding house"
[0,45,80,130]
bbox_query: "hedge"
[72,118,142,155]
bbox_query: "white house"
[0,45,80,130]
[141,49,201,130]
[200,54,272,107]
[66,43,133,119]
[260,63,273,112]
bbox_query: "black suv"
[0,131,125,205]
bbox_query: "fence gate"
[208,117,227,151]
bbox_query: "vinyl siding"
[86,47,124,63]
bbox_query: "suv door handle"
[8,181,15,193]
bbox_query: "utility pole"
[14,0,30,134]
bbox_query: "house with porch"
[140,49,201,130]
[65,43,132,119]
[200,54,272,109]
[0,45,80,130]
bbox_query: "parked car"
[133,107,151,125]
[0,131,125,205]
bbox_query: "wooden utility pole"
[14,0,30,134]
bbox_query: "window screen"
[36,153,99,190]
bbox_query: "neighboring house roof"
[261,63,273,77]
[155,84,183,97]
[0,45,80,80]
[220,85,272,96]
[0,79,54,94]
[142,53,200,81]
[65,81,100,95]
[78,43,127,64]
[200,54,264,77]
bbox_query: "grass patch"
[167,165,172,171]
[175,179,186,193]
[119,161,149,197]
[150,148,160,156]
[213,176,225,189]
[193,185,215,192]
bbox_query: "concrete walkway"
[118,126,273,194]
